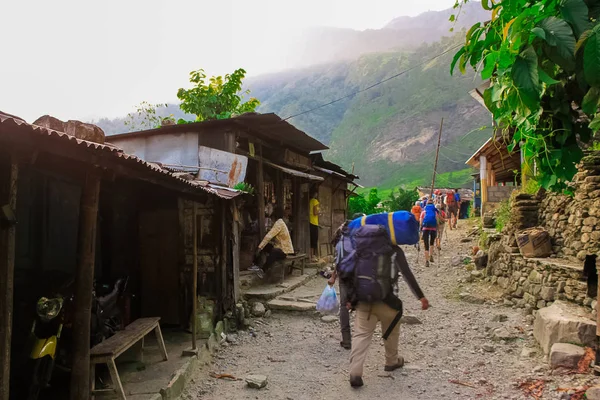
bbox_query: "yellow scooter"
[28,295,67,400]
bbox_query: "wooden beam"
[276,169,283,212]
[0,157,18,400]
[292,177,301,251]
[192,202,198,350]
[220,201,228,310]
[256,145,266,240]
[70,169,101,400]
[231,201,240,303]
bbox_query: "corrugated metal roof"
[310,153,358,180]
[109,113,328,153]
[0,112,240,199]
[264,160,324,181]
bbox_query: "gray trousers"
[339,281,351,343]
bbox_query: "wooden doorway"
[139,207,180,325]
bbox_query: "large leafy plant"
[451,0,600,191]
[177,68,260,122]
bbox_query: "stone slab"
[533,301,596,354]
[267,299,316,312]
[549,343,585,369]
[160,356,199,400]
[587,386,600,400]
[243,269,317,300]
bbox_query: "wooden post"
[0,157,18,400]
[231,201,240,302]
[257,145,265,240]
[480,155,488,205]
[191,202,198,351]
[220,202,228,309]
[292,178,301,251]
[429,119,444,197]
[276,169,283,211]
[70,170,100,400]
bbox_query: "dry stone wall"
[486,152,600,312]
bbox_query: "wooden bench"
[90,317,168,400]
[280,253,307,281]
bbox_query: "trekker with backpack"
[420,200,438,267]
[327,216,362,350]
[446,189,458,230]
[411,201,422,223]
[338,224,429,388]
[435,204,447,251]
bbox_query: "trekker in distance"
[420,200,438,267]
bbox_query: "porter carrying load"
[347,211,419,246]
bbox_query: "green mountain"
[95,4,492,189]
[248,35,492,188]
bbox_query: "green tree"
[451,0,600,191]
[382,188,419,212]
[348,188,382,217]
[124,101,171,131]
[177,68,260,122]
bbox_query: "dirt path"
[181,222,594,400]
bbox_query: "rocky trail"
[181,222,598,400]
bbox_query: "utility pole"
[430,119,444,197]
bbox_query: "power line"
[434,170,471,187]
[282,44,463,121]
[438,150,466,164]
[439,144,477,157]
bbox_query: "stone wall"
[487,252,595,310]
[537,154,600,261]
[485,152,600,311]
[487,185,519,203]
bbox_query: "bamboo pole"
[192,202,198,350]
[430,119,444,197]
[0,157,18,400]
[70,170,101,400]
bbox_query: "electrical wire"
[282,43,463,121]
[433,170,471,187]
[439,144,479,157]
[438,150,466,164]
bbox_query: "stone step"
[267,298,316,312]
[242,269,318,301]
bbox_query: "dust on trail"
[181,223,587,400]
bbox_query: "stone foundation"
[484,153,600,310]
[487,251,595,310]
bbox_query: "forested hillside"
[249,35,492,188]
[95,3,492,188]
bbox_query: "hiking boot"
[430,255,434,262]
[340,341,351,350]
[425,261,430,268]
[384,356,405,372]
[350,376,364,388]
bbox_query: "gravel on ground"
[181,221,597,400]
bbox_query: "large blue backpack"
[422,204,438,228]
[347,211,419,245]
[338,225,398,303]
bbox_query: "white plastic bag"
[316,285,339,315]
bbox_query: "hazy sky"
[0,0,456,122]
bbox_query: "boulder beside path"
[549,343,585,369]
[533,301,596,354]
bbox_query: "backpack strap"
[361,215,367,226]
[387,212,397,246]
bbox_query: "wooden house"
[0,112,240,399]
[109,113,347,271]
[310,153,360,257]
